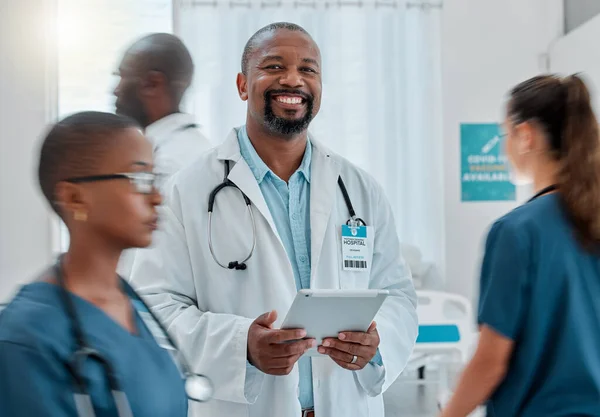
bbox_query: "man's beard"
[263,89,314,136]
[116,94,149,128]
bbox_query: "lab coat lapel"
[217,129,279,239]
[310,140,342,283]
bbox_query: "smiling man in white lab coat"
[114,33,211,277]
[130,22,418,417]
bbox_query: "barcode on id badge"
[344,260,367,269]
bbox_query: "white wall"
[550,13,600,112]
[564,0,600,33]
[0,1,567,305]
[0,0,57,302]
[442,0,564,303]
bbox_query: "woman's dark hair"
[508,74,600,248]
[37,111,139,217]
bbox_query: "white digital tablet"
[280,289,390,357]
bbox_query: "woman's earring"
[74,210,88,222]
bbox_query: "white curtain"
[176,0,445,270]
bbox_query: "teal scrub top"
[479,193,600,416]
[0,278,188,417]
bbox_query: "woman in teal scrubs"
[0,112,188,416]
[441,74,600,416]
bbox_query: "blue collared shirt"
[238,126,384,408]
[238,126,315,408]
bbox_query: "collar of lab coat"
[216,127,335,166]
[236,125,312,184]
[217,127,342,278]
[145,113,199,149]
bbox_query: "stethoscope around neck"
[207,160,256,270]
[527,184,558,203]
[53,256,213,417]
[207,159,365,271]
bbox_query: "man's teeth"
[275,96,303,104]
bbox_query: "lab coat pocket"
[338,225,375,289]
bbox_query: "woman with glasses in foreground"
[441,74,600,417]
[0,112,190,416]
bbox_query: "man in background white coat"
[114,33,211,277]
[130,23,418,417]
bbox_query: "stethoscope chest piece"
[185,375,214,403]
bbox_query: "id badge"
[341,224,369,271]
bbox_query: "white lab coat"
[117,113,212,278]
[130,129,418,417]
[146,112,212,176]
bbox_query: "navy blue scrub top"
[0,278,188,417]
[479,193,600,416]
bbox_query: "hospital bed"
[406,290,480,411]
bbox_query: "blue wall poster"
[460,123,516,202]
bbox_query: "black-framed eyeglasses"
[64,172,164,194]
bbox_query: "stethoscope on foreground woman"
[54,256,213,417]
